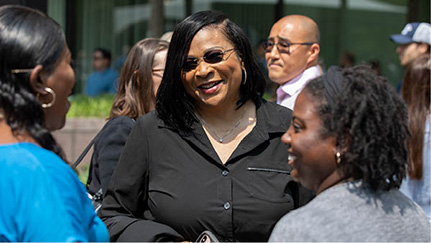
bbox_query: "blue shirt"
[0,143,81,242]
[85,67,118,97]
[0,143,109,242]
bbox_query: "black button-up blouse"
[100,100,307,242]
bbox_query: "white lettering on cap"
[401,23,413,35]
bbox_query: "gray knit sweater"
[269,181,431,242]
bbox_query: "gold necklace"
[197,108,246,143]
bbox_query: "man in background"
[390,22,431,68]
[264,14,321,110]
[85,48,118,97]
[390,22,431,92]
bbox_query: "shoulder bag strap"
[73,117,136,169]
[72,137,96,169]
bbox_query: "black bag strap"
[72,137,96,169]
[72,117,136,169]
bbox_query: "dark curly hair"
[0,5,66,160]
[304,65,409,191]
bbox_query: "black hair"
[94,47,111,60]
[156,10,266,131]
[304,65,409,191]
[0,5,66,160]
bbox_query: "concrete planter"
[52,117,106,168]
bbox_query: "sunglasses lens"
[278,42,290,52]
[182,49,231,71]
[183,58,198,71]
[263,42,273,51]
[204,50,224,63]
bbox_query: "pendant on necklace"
[219,138,223,143]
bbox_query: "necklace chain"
[197,109,246,143]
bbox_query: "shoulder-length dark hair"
[110,38,169,119]
[304,65,409,191]
[0,5,67,159]
[402,54,431,180]
[156,10,266,131]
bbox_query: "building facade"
[1,0,429,92]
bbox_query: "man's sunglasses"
[183,48,235,71]
[262,41,315,53]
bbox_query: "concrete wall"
[52,118,106,175]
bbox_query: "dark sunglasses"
[182,48,235,71]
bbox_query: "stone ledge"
[52,117,106,166]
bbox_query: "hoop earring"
[242,69,247,85]
[335,151,342,164]
[38,87,56,109]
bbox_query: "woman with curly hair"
[400,54,431,221]
[269,65,430,242]
[0,5,107,241]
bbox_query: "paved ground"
[52,118,106,171]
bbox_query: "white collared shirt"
[276,65,322,110]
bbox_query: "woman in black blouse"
[99,10,310,242]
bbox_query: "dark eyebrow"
[186,46,225,59]
[205,46,224,51]
[277,36,291,42]
[291,116,303,124]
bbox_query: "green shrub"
[67,92,275,119]
[77,164,90,184]
[263,92,272,101]
[67,94,115,118]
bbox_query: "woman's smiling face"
[181,25,243,111]
[281,90,337,192]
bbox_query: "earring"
[242,68,247,85]
[335,151,342,164]
[38,87,56,109]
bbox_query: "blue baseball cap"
[390,22,431,45]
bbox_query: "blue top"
[0,143,109,242]
[0,143,80,242]
[85,67,118,97]
[400,114,431,221]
